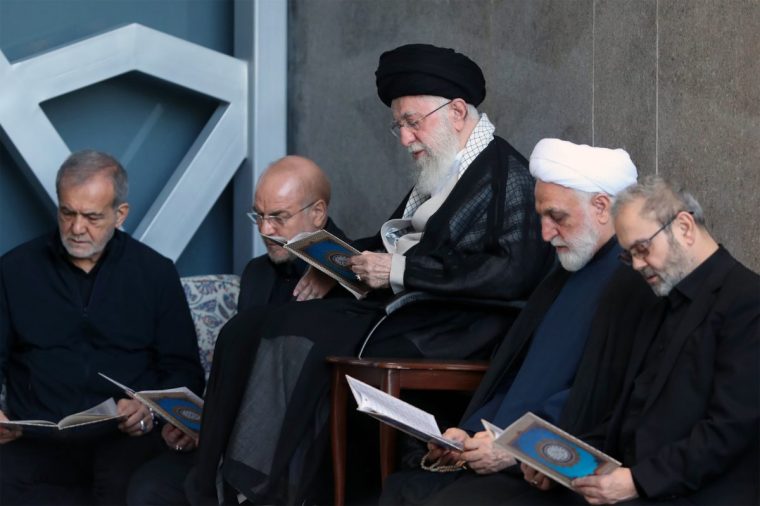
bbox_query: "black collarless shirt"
[618,249,721,464]
[54,235,114,308]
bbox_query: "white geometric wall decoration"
[0,23,248,261]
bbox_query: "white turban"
[529,138,637,196]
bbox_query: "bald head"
[253,156,331,262]
[257,156,331,206]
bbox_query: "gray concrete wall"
[288,0,760,272]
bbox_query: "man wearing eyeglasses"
[239,155,346,307]
[187,44,554,506]
[519,177,759,505]
[380,138,661,505]
[127,155,346,506]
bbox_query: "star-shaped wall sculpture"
[0,23,247,261]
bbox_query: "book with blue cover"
[487,412,620,489]
[98,373,203,439]
[262,229,369,299]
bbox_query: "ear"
[590,193,612,225]
[115,203,129,228]
[309,199,328,228]
[673,210,697,246]
[448,98,468,131]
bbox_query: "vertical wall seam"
[592,0,596,146]
[655,0,659,174]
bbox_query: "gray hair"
[56,150,129,207]
[612,175,705,227]
[422,95,480,121]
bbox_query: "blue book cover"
[488,412,620,490]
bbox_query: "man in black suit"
[522,176,759,505]
[127,155,346,505]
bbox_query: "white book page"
[346,376,441,436]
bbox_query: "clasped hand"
[426,428,515,474]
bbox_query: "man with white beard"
[380,138,659,506]
[188,44,554,506]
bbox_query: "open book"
[486,412,621,489]
[99,373,203,439]
[346,375,463,451]
[262,229,369,299]
[0,398,123,435]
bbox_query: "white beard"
[551,212,602,272]
[408,119,460,196]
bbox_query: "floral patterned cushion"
[181,274,240,380]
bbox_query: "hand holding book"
[261,230,370,298]
[0,409,22,444]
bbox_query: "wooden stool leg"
[330,366,348,506]
[379,370,401,483]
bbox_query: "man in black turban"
[375,43,486,107]
[187,44,553,506]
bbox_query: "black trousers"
[0,430,163,506]
[127,449,194,506]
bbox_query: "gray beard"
[409,119,461,196]
[643,236,692,296]
[552,214,602,272]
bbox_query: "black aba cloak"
[192,136,554,505]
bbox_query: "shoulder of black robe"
[403,136,554,300]
[459,265,571,423]
[558,263,658,436]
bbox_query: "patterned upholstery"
[181,274,240,380]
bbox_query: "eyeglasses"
[618,211,690,265]
[247,201,316,228]
[390,100,452,138]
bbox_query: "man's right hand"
[293,266,337,301]
[425,427,469,465]
[0,410,22,444]
[161,423,197,452]
[521,462,554,491]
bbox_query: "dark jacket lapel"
[641,250,736,413]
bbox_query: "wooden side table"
[327,356,488,506]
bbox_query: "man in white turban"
[380,139,657,505]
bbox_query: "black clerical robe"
[380,240,657,506]
[190,135,553,506]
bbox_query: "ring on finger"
[139,419,147,433]
[175,445,183,451]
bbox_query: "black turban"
[375,44,486,107]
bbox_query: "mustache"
[551,237,567,248]
[408,143,427,154]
